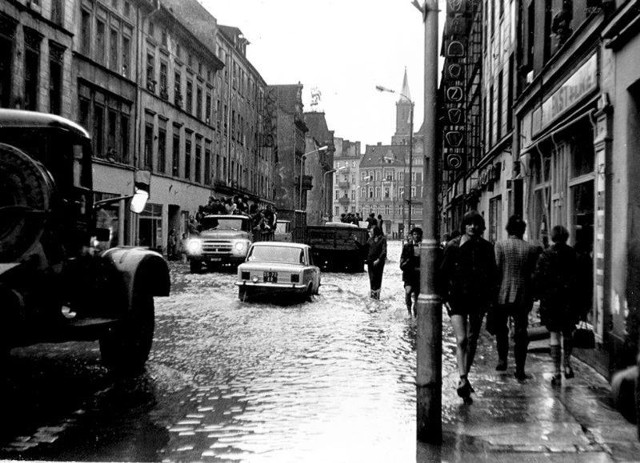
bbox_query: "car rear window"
[248,246,303,264]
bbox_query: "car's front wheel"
[99,293,155,375]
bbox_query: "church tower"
[392,68,412,145]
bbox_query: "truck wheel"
[189,260,201,273]
[100,293,155,375]
[0,143,52,261]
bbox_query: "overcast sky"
[201,0,444,149]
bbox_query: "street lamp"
[323,166,346,222]
[376,85,414,237]
[299,145,329,210]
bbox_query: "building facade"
[437,0,640,379]
[303,111,334,226]
[359,143,409,238]
[0,0,74,115]
[267,83,308,216]
[331,137,361,222]
[1,0,279,255]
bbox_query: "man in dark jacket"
[440,210,497,401]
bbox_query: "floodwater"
[149,240,458,462]
[0,240,461,462]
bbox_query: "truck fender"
[102,247,170,310]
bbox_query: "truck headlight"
[233,240,249,253]
[186,238,203,255]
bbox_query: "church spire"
[400,67,411,102]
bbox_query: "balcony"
[338,181,350,189]
[338,196,351,205]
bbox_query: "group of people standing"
[440,211,586,402]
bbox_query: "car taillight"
[241,272,250,280]
[291,274,300,283]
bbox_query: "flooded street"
[0,240,461,462]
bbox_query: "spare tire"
[0,143,53,262]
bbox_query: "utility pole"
[407,101,414,233]
[413,0,442,443]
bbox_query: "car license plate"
[263,271,278,283]
[210,257,222,262]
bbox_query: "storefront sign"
[540,54,598,130]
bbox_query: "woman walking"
[440,211,497,401]
[355,225,387,299]
[533,225,579,385]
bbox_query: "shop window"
[139,203,162,251]
[571,134,595,178]
[571,180,594,319]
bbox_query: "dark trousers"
[367,261,385,291]
[494,303,530,372]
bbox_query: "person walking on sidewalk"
[491,215,541,381]
[533,225,579,385]
[440,211,497,400]
[354,225,387,299]
[400,227,422,317]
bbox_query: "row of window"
[80,3,133,79]
[0,22,65,114]
[334,205,420,217]
[354,186,420,200]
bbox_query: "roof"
[304,112,333,146]
[359,144,408,168]
[0,109,90,139]
[251,241,310,249]
[400,68,412,103]
[160,0,219,58]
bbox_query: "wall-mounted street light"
[323,165,346,221]
[376,85,415,236]
[299,145,329,210]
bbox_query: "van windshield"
[200,216,250,232]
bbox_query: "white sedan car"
[236,242,321,300]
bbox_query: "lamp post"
[376,85,414,237]
[299,145,328,210]
[323,166,345,222]
[412,0,441,444]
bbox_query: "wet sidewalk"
[416,331,640,462]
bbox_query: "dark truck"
[0,109,169,374]
[304,222,369,272]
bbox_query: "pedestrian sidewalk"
[416,329,640,462]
